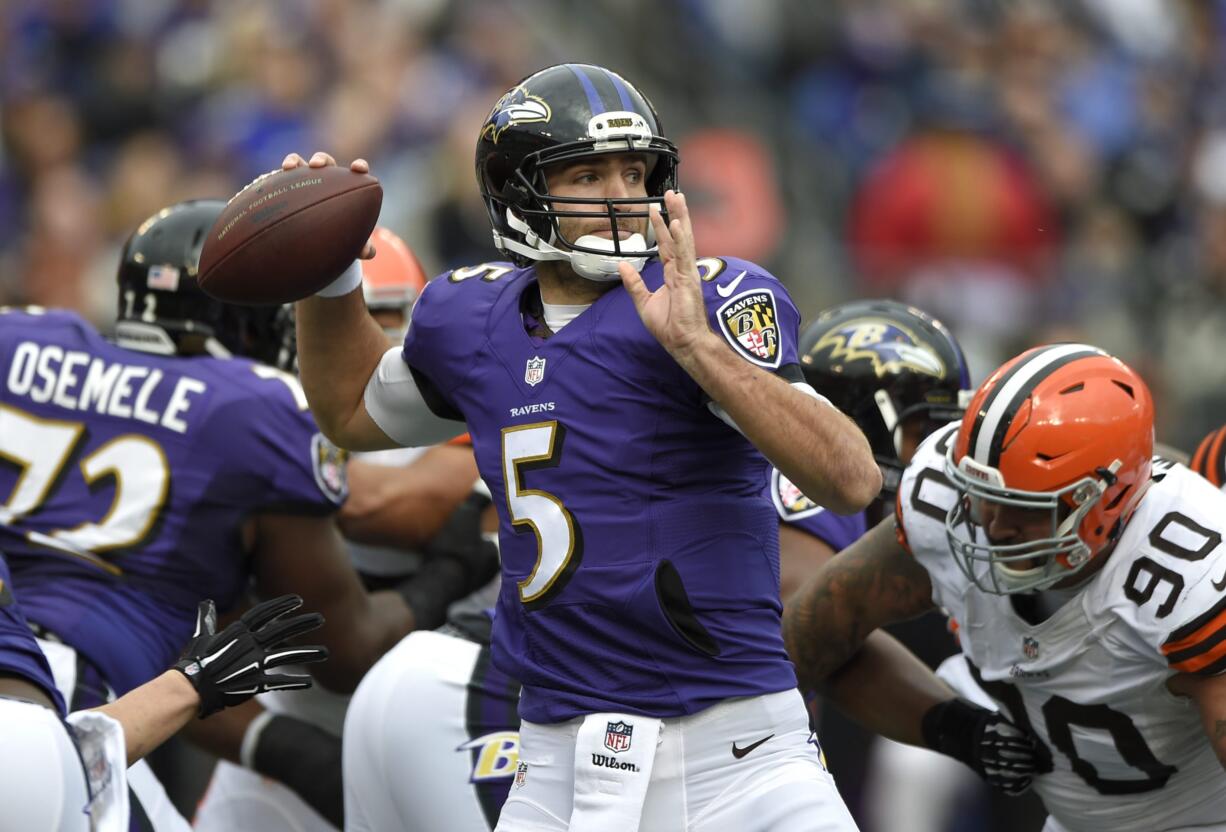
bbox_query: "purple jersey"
[767,467,867,552]
[0,308,345,694]
[403,257,804,723]
[0,553,64,714]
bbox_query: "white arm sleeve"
[706,381,833,435]
[363,347,466,448]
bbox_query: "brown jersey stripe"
[1165,618,1226,666]
[1188,650,1226,677]
[1168,634,1226,674]
[1163,593,1226,653]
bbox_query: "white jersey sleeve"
[1091,459,1226,679]
[894,421,965,614]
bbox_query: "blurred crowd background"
[4,0,1220,829]
[6,0,1226,448]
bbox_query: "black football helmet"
[475,63,679,282]
[116,200,289,365]
[800,300,972,496]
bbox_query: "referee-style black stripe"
[1166,593,1226,644]
[987,348,1101,467]
[965,346,1049,457]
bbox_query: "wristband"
[315,259,364,298]
[921,697,977,757]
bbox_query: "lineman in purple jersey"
[289,62,880,831]
[0,200,489,715]
[0,545,329,831]
[0,553,64,713]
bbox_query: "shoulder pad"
[443,261,519,285]
[698,257,796,371]
[1100,465,1226,676]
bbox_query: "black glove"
[921,698,1044,795]
[397,492,500,631]
[173,595,328,717]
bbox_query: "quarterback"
[291,62,880,830]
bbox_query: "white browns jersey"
[897,423,1226,832]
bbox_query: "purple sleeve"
[0,558,66,715]
[401,273,473,419]
[207,375,348,513]
[704,259,801,376]
[768,468,867,551]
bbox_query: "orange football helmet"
[1190,425,1226,489]
[944,344,1154,594]
[363,226,428,338]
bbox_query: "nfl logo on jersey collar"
[525,356,546,386]
[604,721,633,753]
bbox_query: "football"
[198,165,382,305]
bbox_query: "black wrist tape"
[252,714,344,827]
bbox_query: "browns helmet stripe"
[969,344,1106,466]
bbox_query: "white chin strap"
[115,320,231,358]
[498,209,650,283]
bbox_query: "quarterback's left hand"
[619,190,714,360]
[173,595,328,717]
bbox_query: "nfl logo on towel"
[604,721,633,753]
[525,356,546,386]
[1022,637,1040,660]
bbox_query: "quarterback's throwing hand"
[619,190,711,358]
[281,151,376,259]
[173,595,328,717]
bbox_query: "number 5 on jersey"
[502,422,582,609]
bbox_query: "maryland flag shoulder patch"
[717,288,781,369]
[771,468,825,521]
[311,433,350,504]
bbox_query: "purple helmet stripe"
[602,68,635,112]
[566,64,607,115]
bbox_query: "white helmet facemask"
[943,446,1120,594]
[496,208,653,283]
